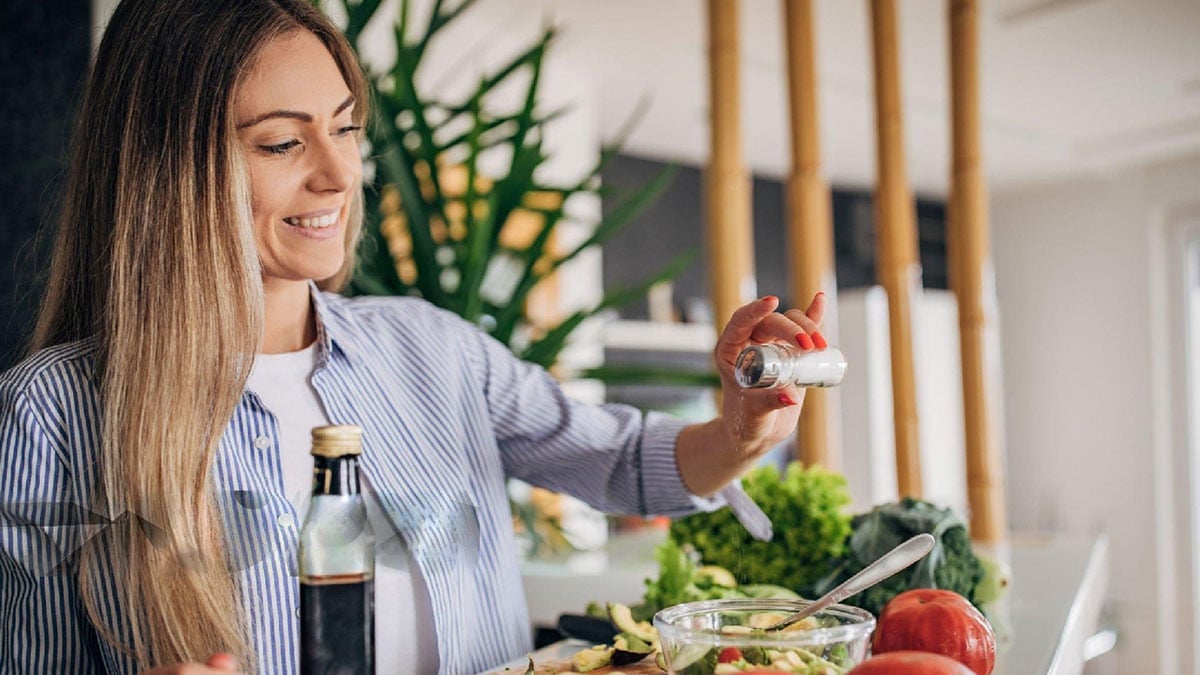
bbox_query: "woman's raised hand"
[713,292,827,459]
[140,653,242,675]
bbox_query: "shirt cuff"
[639,412,726,517]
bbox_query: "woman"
[0,0,828,673]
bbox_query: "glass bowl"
[652,598,876,674]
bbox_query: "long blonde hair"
[30,0,367,667]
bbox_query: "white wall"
[838,287,968,519]
[992,153,1200,674]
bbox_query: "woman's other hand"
[714,292,827,459]
[140,653,242,675]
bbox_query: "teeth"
[284,212,338,228]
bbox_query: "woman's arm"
[674,293,827,497]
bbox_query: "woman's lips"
[282,209,343,240]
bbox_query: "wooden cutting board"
[491,650,664,674]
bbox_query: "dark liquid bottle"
[299,425,375,675]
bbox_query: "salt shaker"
[734,343,847,389]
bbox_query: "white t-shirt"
[247,343,438,674]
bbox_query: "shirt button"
[277,513,295,528]
[254,435,271,450]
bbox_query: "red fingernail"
[812,331,827,349]
[778,393,797,406]
[761,295,778,304]
[816,291,826,298]
[796,332,814,350]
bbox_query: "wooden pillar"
[869,0,923,498]
[782,0,837,467]
[948,0,1006,544]
[706,0,756,331]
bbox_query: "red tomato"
[849,651,975,675]
[872,589,996,675]
[717,647,744,663]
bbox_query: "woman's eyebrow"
[237,94,356,130]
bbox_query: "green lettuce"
[667,463,853,596]
[638,539,744,619]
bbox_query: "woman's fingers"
[718,292,830,370]
[749,312,816,348]
[784,292,828,348]
[715,296,780,364]
[744,293,828,351]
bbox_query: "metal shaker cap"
[734,344,783,388]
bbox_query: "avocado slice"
[570,645,613,673]
[611,632,655,666]
[607,602,657,643]
[696,565,738,588]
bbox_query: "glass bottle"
[299,424,375,675]
[734,343,848,389]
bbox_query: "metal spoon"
[762,533,936,631]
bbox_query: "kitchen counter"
[516,529,1110,675]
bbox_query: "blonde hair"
[30,0,367,667]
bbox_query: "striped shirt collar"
[308,280,363,366]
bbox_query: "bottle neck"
[310,455,362,497]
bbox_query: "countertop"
[514,529,1110,675]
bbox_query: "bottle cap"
[310,424,363,458]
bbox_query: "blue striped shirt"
[0,287,716,674]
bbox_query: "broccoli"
[812,497,985,616]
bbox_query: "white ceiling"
[532,0,1200,196]
[95,0,1200,196]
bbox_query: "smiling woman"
[0,1,835,674]
[234,29,365,354]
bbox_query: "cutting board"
[489,646,664,674]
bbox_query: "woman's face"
[234,30,362,286]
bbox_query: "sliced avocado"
[695,565,738,588]
[739,646,768,665]
[655,651,668,671]
[611,632,655,666]
[571,645,613,673]
[607,602,657,643]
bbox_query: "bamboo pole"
[782,0,837,467]
[706,0,756,332]
[948,0,1006,544]
[869,0,923,498]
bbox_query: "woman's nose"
[307,136,359,194]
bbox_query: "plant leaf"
[520,249,697,366]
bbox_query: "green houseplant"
[319,0,696,373]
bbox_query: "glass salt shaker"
[734,343,847,389]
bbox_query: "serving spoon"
[762,532,935,632]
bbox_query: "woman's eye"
[335,125,363,137]
[260,140,301,155]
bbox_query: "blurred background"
[3,0,1199,673]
